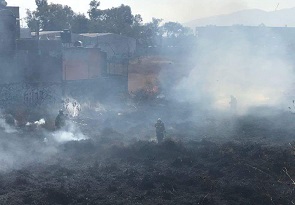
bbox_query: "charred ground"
[0,106,295,205]
[0,56,294,205]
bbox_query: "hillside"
[186,7,295,27]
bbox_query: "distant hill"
[185,8,295,28]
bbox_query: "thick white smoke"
[0,111,17,133]
[0,118,16,133]
[0,114,88,172]
[172,31,294,114]
[51,121,88,143]
[26,118,46,126]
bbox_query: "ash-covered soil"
[0,105,295,205]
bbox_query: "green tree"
[26,9,38,31]
[162,21,192,37]
[142,18,163,47]
[88,0,102,20]
[161,21,194,48]
[129,14,144,38]
[26,0,75,31]
[71,14,89,33]
[104,5,134,35]
[88,3,135,36]
[25,0,193,50]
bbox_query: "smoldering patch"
[50,122,88,143]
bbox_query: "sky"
[6,0,295,24]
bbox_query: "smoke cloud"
[171,30,294,114]
[0,113,88,172]
[51,122,88,143]
[0,118,17,133]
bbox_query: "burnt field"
[0,104,295,205]
[0,55,295,204]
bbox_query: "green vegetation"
[25,0,193,48]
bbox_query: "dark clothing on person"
[155,121,165,143]
[55,113,66,129]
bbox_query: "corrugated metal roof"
[32,31,62,36]
[79,33,113,38]
[32,32,114,38]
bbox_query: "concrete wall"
[0,76,128,109]
[0,82,62,108]
[63,48,107,80]
[63,76,128,102]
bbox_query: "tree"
[88,0,102,20]
[129,14,144,39]
[161,21,194,48]
[26,0,75,31]
[26,9,38,31]
[104,5,134,35]
[71,14,90,33]
[25,0,193,50]
[88,3,135,36]
[142,18,163,47]
[145,18,163,37]
[162,22,183,37]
